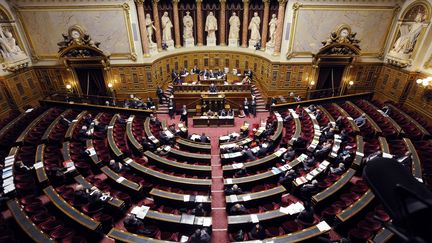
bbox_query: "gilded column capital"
[135,0,144,5]
[262,0,270,4]
[278,0,288,4]
[196,0,203,3]
[172,0,180,4]
[292,2,302,11]
[219,0,227,3]
[242,0,249,4]
[152,0,160,4]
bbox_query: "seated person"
[147,98,156,110]
[334,150,352,166]
[205,109,216,117]
[354,113,367,128]
[314,140,333,158]
[299,180,318,200]
[292,137,307,149]
[191,203,206,216]
[93,119,106,132]
[242,146,257,161]
[60,115,72,126]
[73,184,89,205]
[297,201,315,224]
[191,65,200,74]
[241,76,251,85]
[282,147,296,162]
[233,229,245,241]
[238,108,246,118]
[141,137,156,151]
[123,213,143,232]
[396,151,412,168]
[225,184,243,195]
[335,116,345,129]
[279,169,297,186]
[227,108,234,117]
[230,203,247,215]
[155,146,170,156]
[208,83,218,93]
[159,128,174,145]
[87,188,103,209]
[234,168,248,178]
[83,114,93,126]
[219,109,227,117]
[250,224,265,240]
[109,159,124,173]
[302,154,316,171]
[330,163,345,174]
[382,105,391,115]
[200,133,209,143]
[208,70,215,78]
[189,228,211,243]
[363,151,382,165]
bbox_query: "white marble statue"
[391,12,426,55]
[145,13,156,45]
[205,12,218,39]
[161,12,173,43]
[229,12,241,40]
[183,11,194,39]
[267,14,277,46]
[0,28,26,61]
[248,12,261,42]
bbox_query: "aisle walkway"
[210,137,229,242]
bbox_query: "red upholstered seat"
[348,228,372,242]
[281,220,303,233]
[50,227,75,240]
[39,219,64,232]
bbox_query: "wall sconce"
[309,80,316,86]
[107,83,113,89]
[348,80,354,89]
[66,84,72,90]
[417,77,432,87]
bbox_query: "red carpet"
[156,112,270,242]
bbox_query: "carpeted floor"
[157,112,270,242]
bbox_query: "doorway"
[74,68,107,97]
[314,66,346,98]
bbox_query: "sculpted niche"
[387,2,430,67]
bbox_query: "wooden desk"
[318,105,336,124]
[288,109,301,144]
[336,189,374,223]
[35,144,49,185]
[167,147,212,164]
[352,135,364,169]
[0,112,26,140]
[86,139,102,166]
[108,228,167,243]
[222,148,287,175]
[387,103,430,139]
[225,185,286,205]
[16,108,53,145]
[100,166,142,192]
[379,137,390,154]
[107,115,123,158]
[43,186,101,231]
[144,151,211,175]
[234,224,330,243]
[65,111,87,141]
[373,228,394,243]
[312,168,356,205]
[332,103,360,133]
[220,137,253,149]
[144,118,160,145]
[173,84,250,93]
[304,108,322,152]
[177,138,211,153]
[42,109,71,142]
[346,101,382,135]
[125,157,211,189]
[270,115,283,142]
[224,156,303,187]
[7,199,54,243]
[403,138,422,178]
[364,100,403,135]
[192,116,235,127]
[150,188,211,205]
[126,115,143,152]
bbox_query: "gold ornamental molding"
[286,3,399,59]
[15,4,136,62]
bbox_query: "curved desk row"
[144,151,211,176]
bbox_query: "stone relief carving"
[319,25,361,55]
[57,25,103,58]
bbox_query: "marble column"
[260,0,270,50]
[219,0,226,46]
[196,0,204,46]
[136,0,151,57]
[241,0,249,48]
[152,0,163,50]
[273,0,287,55]
[172,0,181,48]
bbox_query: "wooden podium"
[201,93,225,112]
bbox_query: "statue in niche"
[205,12,218,39]
[183,11,194,39]
[391,12,426,55]
[267,14,277,46]
[229,12,241,40]
[248,12,261,42]
[161,12,173,43]
[145,13,156,45]
[0,28,24,60]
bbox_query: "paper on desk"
[183,195,190,202]
[383,152,393,158]
[203,217,212,227]
[195,195,204,203]
[229,195,238,202]
[271,167,281,175]
[316,221,331,232]
[250,214,259,223]
[125,158,133,165]
[232,163,244,169]
[226,178,233,184]
[280,206,290,214]
[356,151,364,157]
[34,162,43,170]
[135,206,150,219]
[242,194,251,201]
[180,235,189,242]
[116,177,126,183]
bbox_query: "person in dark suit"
[242,146,256,160]
[354,113,367,128]
[279,169,297,187]
[230,203,247,215]
[83,114,93,126]
[251,97,257,118]
[297,201,315,224]
[168,98,175,119]
[189,228,211,243]
[141,137,155,151]
[243,98,250,117]
[109,159,124,173]
[282,147,296,162]
[192,65,200,74]
[225,184,243,195]
[192,203,206,216]
[397,151,412,168]
[209,83,218,93]
[250,224,265,240]
[220,109,227,117]
[123,213,143,232]
[208,70,215,78]
[147,98,156,110]
[156,86,167,104]
[74,184,89,205]
[60,115,72,126]
[200,133,209,143]
[180,105,188,126]
[299,180,318,200]
[245,68,253,79]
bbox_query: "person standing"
[243,98,250,117]
[156,86,167,104]
[168,98,175,119]
[251,96,257,118]
[180,105,188,126]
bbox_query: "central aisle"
[210,136,229,242]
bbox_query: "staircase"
[156,85,173,114]
[252,84,268,112]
